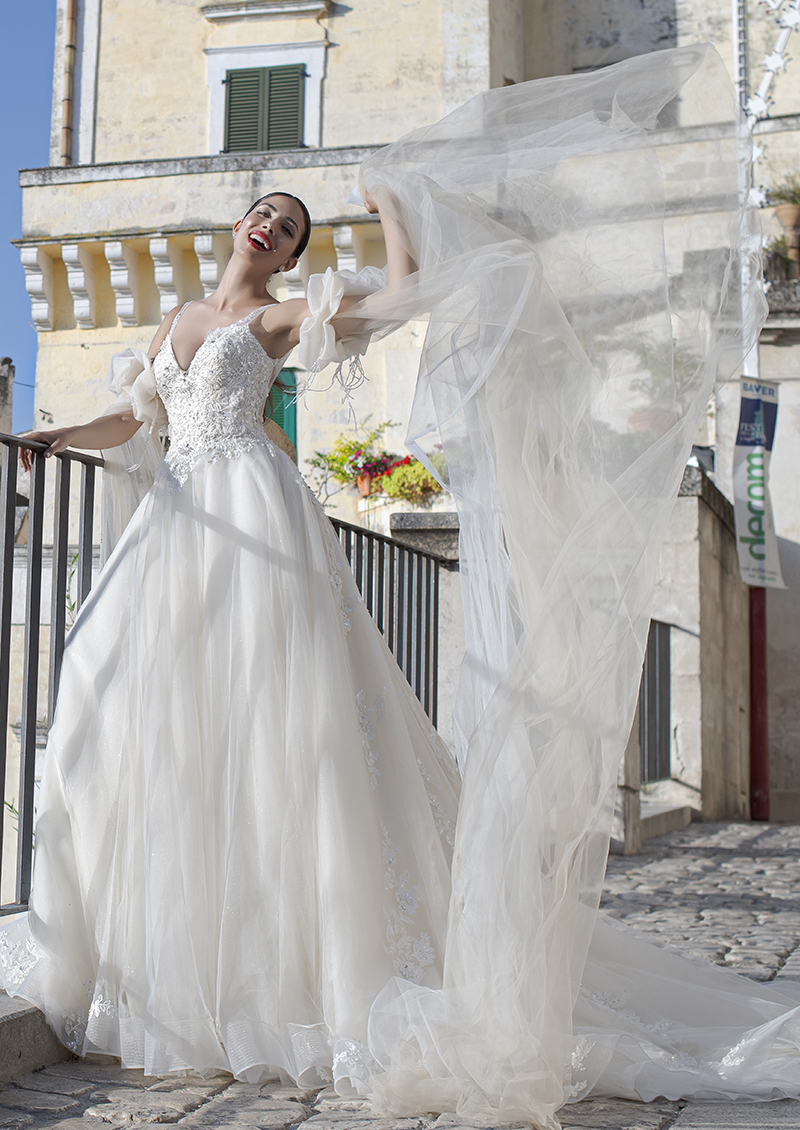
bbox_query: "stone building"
[8,0,800,861]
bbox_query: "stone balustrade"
[17,222,383,333]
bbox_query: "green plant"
[382,459,443,504]
[65,551,79,631]
[768,175,800,205]
[306,419,399,506]
[4,798,19,831]
[764,234,791,281]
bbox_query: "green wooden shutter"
[224,68,263,152]
[264,369,297,448]
[224,65,304,153]
[265,65,304,149]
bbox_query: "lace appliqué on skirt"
[0,930,39,990]
[326,538,353,633]
[568,1034,597,1099]
[332,1037,378,1095]
[380,820,435,984]
[416,758,455,848]
[357,687,386,789]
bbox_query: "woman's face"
[234,194,307,273]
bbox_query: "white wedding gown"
[3,43,800,1129]
[0,302,460,1094]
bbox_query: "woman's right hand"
[17,428,75,472]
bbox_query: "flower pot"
[356,473,373,497]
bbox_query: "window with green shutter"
[224,65,305,152]
[264,370,298,448]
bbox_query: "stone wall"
[645,466,750,822]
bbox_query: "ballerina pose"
[1,190,459,1094]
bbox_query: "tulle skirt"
[0,443,459,1094]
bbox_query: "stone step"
[640,802,694,842]
[0,991,72,1082]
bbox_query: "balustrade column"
[104,241,139,326]
[149,237,180,316]
[19,245,54,331]
[194,233,231,297]
[333,224,356,273]
[62,243,97,329]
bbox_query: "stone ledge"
[19,146,382,188]
[767,280,800,315]
[0,993,73,1082]
[390,512,459,563]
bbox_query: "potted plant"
[306,420,400,505]
[764,234,791,282]
[381,456,444,505]
[307,423,447,513]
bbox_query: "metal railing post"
[17,450,46,905]
[0,446,18,869]
[77,463,95,610]
[49,458,72,717]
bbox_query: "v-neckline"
[166,302,271,374]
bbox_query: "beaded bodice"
[154,302,288,489]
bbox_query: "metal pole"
[749,585,769,819]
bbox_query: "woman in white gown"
[0,190,460,1094]
[2,41,800,1130]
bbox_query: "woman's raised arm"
[258,190,417,354]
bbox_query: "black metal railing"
[331,518,441,726]
[0,438,443,917]
[0,435,102,916]
[639,618,671,784]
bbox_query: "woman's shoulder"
[147,304,186,361]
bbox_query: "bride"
[2,187,461,1095]
[2,41,800,1130]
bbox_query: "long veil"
[337,44,794,1124]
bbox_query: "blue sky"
[0,1,57,432]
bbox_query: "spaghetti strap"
[166,302,192,341]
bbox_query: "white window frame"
[205,41,326,153]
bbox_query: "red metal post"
[749,585,769,820]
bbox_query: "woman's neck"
[208,256,277,313]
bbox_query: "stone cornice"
[19,145,382,188]
[201,0,331,19]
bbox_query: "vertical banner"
[733,379,785,588]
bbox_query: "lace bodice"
[153,303,288,489]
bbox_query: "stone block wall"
[646,466,750,821]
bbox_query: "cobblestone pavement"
[1,822,799,1130]
[601,821,800,984]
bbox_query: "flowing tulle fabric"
[324,43,800,1125]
